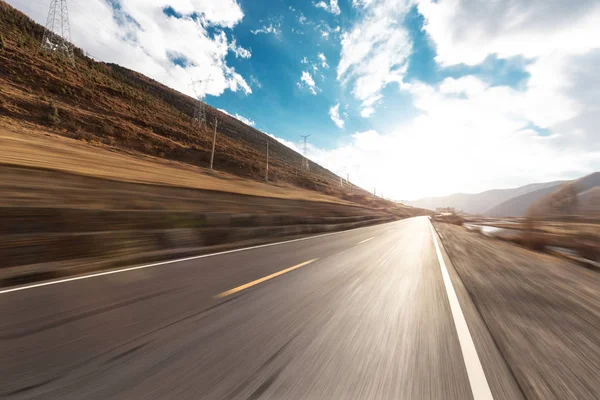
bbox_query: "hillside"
[406,180,564,215]
[0,1,407,211]
[485,184,567,217]
[486,172,600,217]
[525,172,600,217]
[579,187,600,214]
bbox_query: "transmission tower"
[300,134,311,170]
[41,0,75,66]
[190,76,212,131]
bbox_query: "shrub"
[575,232,599,262]
[101,124,115,136]
[46,101,60,125]
[0,33,5,51]
[516,231,547,252]
[433,214,465,226]
[73,129,93,141]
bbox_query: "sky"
[8,0,600,200]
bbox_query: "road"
[0,217,524,399]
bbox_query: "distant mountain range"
[405,181,565,215]
[405,172,599,217]
[525,172,600,217]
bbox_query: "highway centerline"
[214,259,318,299]
[429,223,494,400]
[0,220,406,295]
[357,237,375,244]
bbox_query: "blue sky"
[207,0,373,149]
[9,0,600,199]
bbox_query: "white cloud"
[7,0,252,98]
[329,103,345,128]
[250,23,281,36]
[315,0,341,15]
[417,0,600,67]
[228,39,251,59]
[337,0,412,116]
[303,54,328,77]
[218,108,255,126]
[316,23,339,41]
[360,107,375,118]
[267,134,301,153]
[312,72,599,199]
[414,0,600,163]
[318,0,600,198]
[298,12,308,24]
[298,71,318,95]
[250,75,262,89]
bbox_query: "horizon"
[7,0,600,200]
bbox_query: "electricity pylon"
[300,134,311,170]
[190,76,212,131]
[41,0,75,66]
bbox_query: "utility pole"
[300,134,311,170]
[210,117,217,170]
[346,173,352,194]
[41,0,75,66]
[265,139,269,181]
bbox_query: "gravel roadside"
[434,222,600,400]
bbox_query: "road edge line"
[0,219,407,295]
[429,222,494,400]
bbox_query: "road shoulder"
[434,222,600,400]
[431,222,525,400]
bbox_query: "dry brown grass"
[0,124,353,205]
[432,214,465,225]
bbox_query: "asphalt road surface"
[0,217,524,399]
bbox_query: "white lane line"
[429,223,494,400]
[357,237,375,245]
[0,220,404,295]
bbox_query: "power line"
[41,0,75,66]
[22,1,363,192]
[300,134,311,171]
[190,75,212,131]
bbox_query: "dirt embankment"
[0,161,398,287]
[0,128,423,287]
[0,1,403,209]
[435,222,600,400]
[0,2,429,286]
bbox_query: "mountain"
[572,171,600,193]
[0,1,332,188]
[405,181,565,215]
[488,172,600,217]
[578,187,600,214]
[0,2,411,213]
